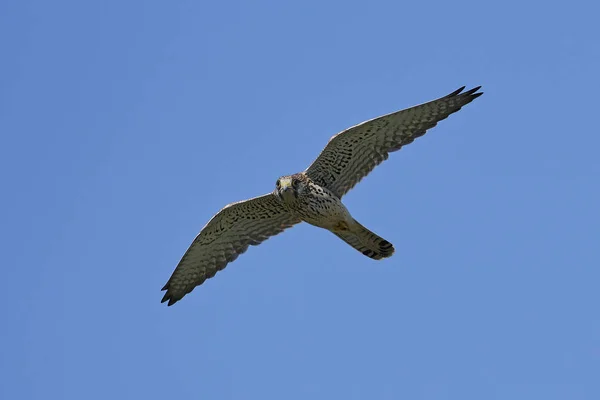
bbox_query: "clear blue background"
[2,1,599,399]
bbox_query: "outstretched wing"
[161,193,300,306]
[305,86,483,198]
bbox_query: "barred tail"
[333,219,395,260]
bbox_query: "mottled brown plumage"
[305,86,483,198]
[161,86,483,306]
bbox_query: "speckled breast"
[290,184,351,229]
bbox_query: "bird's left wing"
[161,193,301,306]
[305,86,483,198]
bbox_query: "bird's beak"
[278,177,297,200]
[279,177,293,192]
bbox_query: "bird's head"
[275,173,307,203]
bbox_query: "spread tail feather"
[333,219,395,260]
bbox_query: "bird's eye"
[292,178,298,188]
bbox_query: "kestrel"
[161,86,483,305]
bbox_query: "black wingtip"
[463,86,482,96]
[447,86,466,97]
[161,282,178,306]
[450,85,484,106]
[161,291,180,306]
[448,85,483,99]
[161,292,169,303]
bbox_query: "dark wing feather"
[305,86,483,198]
[161,193,300,306]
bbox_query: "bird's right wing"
[305,86,483,198]
[161,193,301,306]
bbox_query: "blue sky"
[1,0,599,399]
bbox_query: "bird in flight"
[161,86,483,305]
